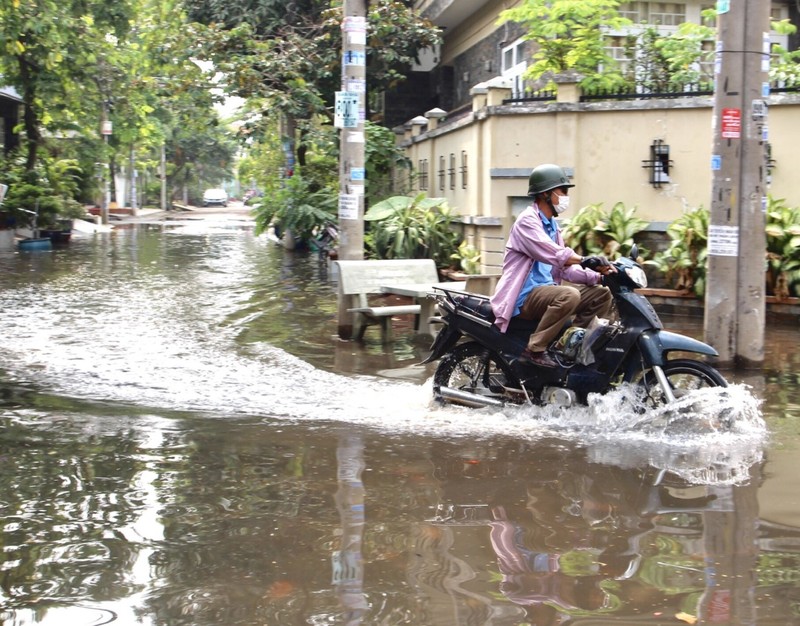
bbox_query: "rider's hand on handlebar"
[580,255,616,275]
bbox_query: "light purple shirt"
[489,204,600,333]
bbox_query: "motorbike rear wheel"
[433,341,519,405]
[638,358,727,406]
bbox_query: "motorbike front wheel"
[638,358,727,406]
[433,341,519,405]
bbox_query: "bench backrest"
[335,259,439,295]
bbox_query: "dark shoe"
[517,349,558,369]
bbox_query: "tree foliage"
[0,0,134,169]
[0,0,236,209]
[499,0,632,89]
[192,1,440,130]
[770,19,800,86]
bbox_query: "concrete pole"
[100,105,111,226]
[333,434,368,622]
[704,0,770,367]
[129,145,138,215]
[160,142,168,211]
[336,0,367,339]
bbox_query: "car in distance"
[202,188,228,207]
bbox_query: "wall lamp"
[642,139,672,188]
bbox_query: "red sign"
[721,108,741,139]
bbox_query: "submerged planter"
[39,229,72,245]
[18,237,53,251]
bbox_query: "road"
[118,200,254,224]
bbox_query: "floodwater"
[0,217,798,626]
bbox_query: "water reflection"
[419,440,762,625]
[333,434,368,625]
[0,224,797,625]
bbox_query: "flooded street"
[0,218,798,625]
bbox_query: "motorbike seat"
[454,294,495,321]
[452,294,541,333]
[507,316,540,333]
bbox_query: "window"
[649,3,686,26]
[606,35,635,75]
[460,151,468,190]
[501,38,528,98]
[448,153,456,190]
[618,1,645,22]
[438,156,446,191]
[618,1,686,26]
[418,159,428,191]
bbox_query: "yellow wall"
[402,85,800,272]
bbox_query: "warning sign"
[721,108,741,139]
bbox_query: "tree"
[499,0,632,90]
[0,0,134,170]
[189,0,440,165]
[770,19,800,86]
[125,0,237,203]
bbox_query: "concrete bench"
[334,259,439,341]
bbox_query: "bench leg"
[380,317,393,343]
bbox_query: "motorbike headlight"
[625,266,648,288]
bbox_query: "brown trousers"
[519,284,613,352]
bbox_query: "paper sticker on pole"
[708,224,739,257]
[342,16,367,45]
[343,50,366,67]
[721,108,741,139]
[335,92,360,129]
[339,194,360,220]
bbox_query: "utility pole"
[100,108,112,226]
[129,145,138,215]
[703,0,771,367]
[160,142,168,211]
[336,0,367,339]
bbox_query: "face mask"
[553,194,570,215]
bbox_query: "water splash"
[0,228,768,487]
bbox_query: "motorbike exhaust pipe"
[438,386,506,408]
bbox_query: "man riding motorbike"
[489,164,616,369]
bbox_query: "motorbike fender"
[637,329,719,366]
[419,322,461,364]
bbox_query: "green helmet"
[527,164,574,197]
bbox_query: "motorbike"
[422,246,727,409]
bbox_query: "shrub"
[0,152,85,228]
[364,193,461,267]
[645,206,709,296]
[252,172,337,244]
[452,241,481,275]
[563,201,649,258]
[647,198,800,299]
[765,196,800,299]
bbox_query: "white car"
[202,188,228,207]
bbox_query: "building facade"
[393,0,798,273]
